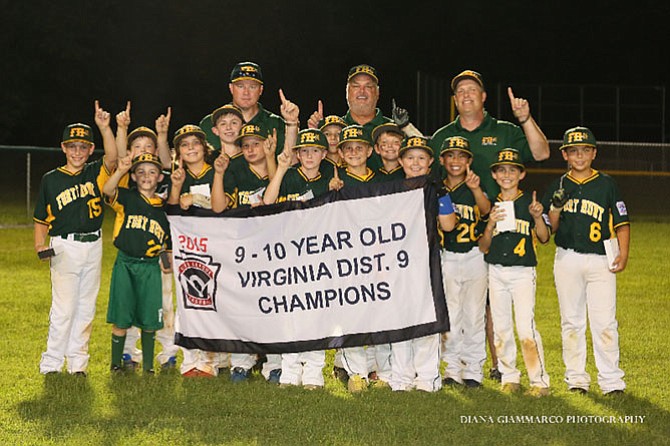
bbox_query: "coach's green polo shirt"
[429,112,533,198]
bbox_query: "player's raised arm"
[279,88,299,160]
[438,192,457,232]
[328,165,344,191]
[307,100,324,129]
[103,155,132,198]
[94,100,118,171]
[211,152,230,213]
[392,98,423,137]
[168,159,186,205]
[264,128,278,180]
[508,87,549,161]
[263,151,292,205]
[529,190,550,243]
[155,106,172,169]
[479,204,505,253]
[545,181,568,232]
[116,101,132,158]
[465,164,491,215]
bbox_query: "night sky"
[2,0,669,147]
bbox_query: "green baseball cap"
[131,153,162,172]
[451,70,484,93]
[440,136,473,157]
[235,123,268,145]
[173,124,206,147]
[293,129,327,151]
[337,124,371,148]
[490,148,525,170]
[399,135,433,157]
[211,103,245,126]
[127,126,158,148]
[559,126,597,150]
[347,64,379,84]
[230,61,263,84]
[62,123,94,145]
[318,115,346,131]
[371,123,404,145]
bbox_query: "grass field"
[1,193,669,445]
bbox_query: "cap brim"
[62,138,93,145]
[231,76,263,84]
[490,161,525,170]
[337,138,370,149]
[451,75,483,92]
[440,147,473,157]
[212,109,244,125]
[559,142,596,151]
[293,143,327,151]
[131,160,162,172]
[347,72,379,83]
[399,146,432,156]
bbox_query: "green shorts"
[107,250,163,331]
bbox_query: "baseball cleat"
[267,368,282,384]
[489,368,502,382]
[501,382,521,394]
[303,384,322,390]
[569,387,588,395]
[161,356,177,370]
[463,379,481,388]
[230,367,250,383]
[122,354,140,371]
[369,379,391,390]
[332,366,349,384]
[347,374,368,393]
[605,389,625,396]
[526,386,550,397]
[442,377,462,387]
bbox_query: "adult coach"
[428,70,550,198]
[308,64,393,170]
[200,61,287,156]
[425,70,550,383]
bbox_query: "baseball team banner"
[166,177,448,354]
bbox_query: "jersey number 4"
[513,238,526,257]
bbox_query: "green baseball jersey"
[224,156,269,207]
[201,103,286,156]
[178,163,217,209]
[541,170,629,255]
[338,167,379,187]
[440,180,488,253]
[108,188,170,259]
[33,157,109,236]
[429,112,534,198]
[278,166,332,202]
[123,170,172,200]
[484,191,539,267]
[342,108,392,171]
[376,165,405,182]
[320,157,346,177]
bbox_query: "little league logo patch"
[616,201,628,216]
[175,251,221,311]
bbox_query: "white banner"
[168,180,448,353]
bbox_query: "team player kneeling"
[34,65,629,397]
